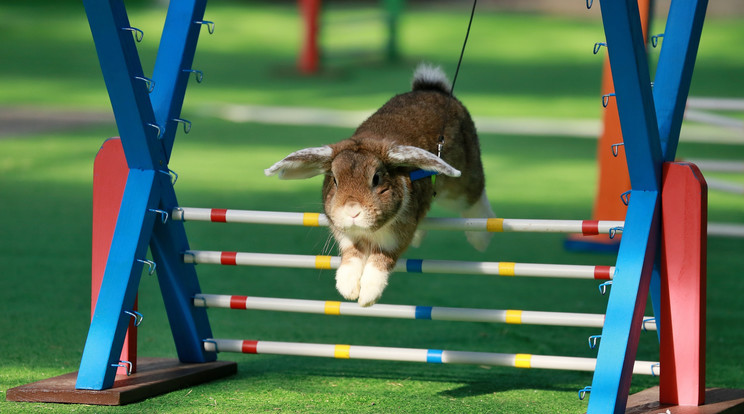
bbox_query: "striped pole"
[203,338,659,376]
[183,250,615,280]
[173,207,624,236]
[194,293,657,331]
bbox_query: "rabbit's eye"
[372,172,381,187]
[332,176,338,186]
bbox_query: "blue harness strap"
[409,169,438,181]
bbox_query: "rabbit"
[265,63,495,307]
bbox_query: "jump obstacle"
[183,249,617,279]
[172,206,626,234]
[193,293,659,330]
[7,1,718,413]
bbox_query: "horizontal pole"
[194,293,656,331]
[173,207,624,236]
[705,178,744,195]
[203,338,658,376]
[686,159,744,173]
[708,222,744,238]
[685,109,744,131]
[687,97,744,111]
[184,251,615,280]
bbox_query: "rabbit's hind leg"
[461,189,496,252]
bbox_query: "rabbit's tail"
[411,63,451,94]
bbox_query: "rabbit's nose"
[344,202,362,218]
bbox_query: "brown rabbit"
[265,64,494,306]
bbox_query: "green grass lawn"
[1,2,743,413]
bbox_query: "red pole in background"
[298,0,321,74]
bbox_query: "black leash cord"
[449,0,477,96]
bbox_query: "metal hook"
[602,93,616,108]
[651,363,660,377]
[157,169,178,186]
[203,339,219,352]
[134,76,155,93]
[168,169,178,185]
[137,259,156,275]
[183,69,204,83]
[146,123,163,139]
[122,27,144,42]
[195,20,215,34]
[148,208,169,224]
[620,190,631,206]
[124,310,144,327]
[651,33,664,48]
[609,226,623,239]
[611,142,624,157]
[598,281,613,295]
[588,335,602,349]
[593,42,606,55]
[586,0,593,9]
[111,360,133,376]
[173,118,192,134]
[578,386,592,400]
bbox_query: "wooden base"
[6,358,237,406]
[626,386,744,414]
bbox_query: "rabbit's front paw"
[357,265,390,307]
[335,259,363,301]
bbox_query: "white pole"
[684,109,744,131]
[685,159,744,173]
[194,293,656,330]
[173,207,623,235]
[708,223,744,238]
[203,338,658,375]
[687,97,744,111]
[705,178,744,195]
[184,250,615,280]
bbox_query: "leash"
[410,0,478,185]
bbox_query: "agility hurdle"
[32,1,707,412]
[173,207,625,235]
[194,293,657,330]
[202,338,659,375]
[184,250,615,279]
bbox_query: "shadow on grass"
[226,355,588,395]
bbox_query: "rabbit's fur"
[266,64,494,306]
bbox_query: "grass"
[1,2,743,413]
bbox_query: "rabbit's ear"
[387,145,461,177]
[265,146,333,179]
